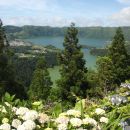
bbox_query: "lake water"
[25,36,108,69]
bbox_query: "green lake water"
[25,36,108,69]
[25,36,109,84]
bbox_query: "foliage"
[57,23,88,104]
[86,69,103,98]
[96,56,116,95]
[0,82,130,130]
[108,27,130,84]
[4,25,130,40]
[0,20,27,99]
[28,57,52,101]
[96,28,130,96]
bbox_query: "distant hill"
[4,25,130,40]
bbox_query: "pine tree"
[108,27,130,84]
[0,19,27,99]
[28,57,52,100]
[96,56,116,95]
[57,23,88,104]
[0,19,13,96]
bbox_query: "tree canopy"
[28,57,52,100]
[57,23,88,104]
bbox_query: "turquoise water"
[25,36,108,68]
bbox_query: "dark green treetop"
[108,27,130,84]
[57,23,88,104]
[96,56,116,95]
[0,19,27,99]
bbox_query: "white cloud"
[0,0,50,11]
[117,0,130,4]
[1,0,128,27]
[2,16,105,27]
[110,7,130,26]
[2,16,72,26]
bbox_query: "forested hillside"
[4,25,130,40]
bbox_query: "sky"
[0,0,130,27]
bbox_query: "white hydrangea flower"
[17,125,26,130]
[2,118,9,124]
[96,125,101,130]
[0,123,11,130]
[100,117,108,123]
[67,109,81,117]
[83,118,97,126]
[45,128,53,130]
[77,128,86,130]
[22,110,38,121]
[12,107,18,113]
[22,120,36,130]
[38,113,50,124]
[57,124,67,130]
[12,119,21,128]
[70,118,82,127]
[59,112,67,117]
[95,108,105,115]
[16,107,29,116]
[56,116,69,125]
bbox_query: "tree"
[57,23,88,104]
[28,57,52,100]
[0,19,27,99]
[108,27,130,84]
[96,56,116,95]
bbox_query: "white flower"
[100,117,108,123]
[67,109,81,117]
[18,120,36,130]
[77,128,85,130]
[2,118,9,124]
[0,123,11,130]
[83,118,97,126]
[12,107,17,113]
[56,116,69,125]
[59,112,67,117]
[12,119,21,128]
[96,125,101,130]
[38,113,49,124]
[16,107,29,116]
[22,110,38,121]
[45,128,53,130]
[58,124,67,130]
[95,108,105,115]
[70,118,82,127]
[22,120,36,130]
[17,125,26,130]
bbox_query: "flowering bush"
[0,96,108,130]
[0,81,130,130]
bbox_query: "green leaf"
[52,103,62,118]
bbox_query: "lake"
[25,36,108,69]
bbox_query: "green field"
[48,66,61,87]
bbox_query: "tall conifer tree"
[57,23,88,104]
[0,19,26,99]
[108,27,130,84]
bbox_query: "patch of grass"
[48,66,61,87]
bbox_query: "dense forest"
[4,25,130,40]
[0,20,130,130]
